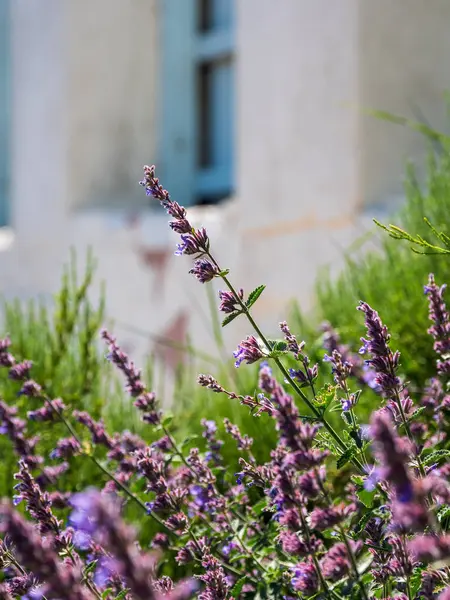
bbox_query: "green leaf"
[162,414,173,427]
[357,488,376,508]
[83,560,98,575]
[230,577,249,597]
[266,340,288,359]
[272,341,287,352]
[222,311,241,327]
[101,590,113,599]
[423,449,450,465]
[353,509,375,535]
[313,384,337,408]
[253,499,268,516]
[246,285,266,309]
[180,434,199,448]
[409,569,423,597]
[336,446,356,469]
[437,504,450,523]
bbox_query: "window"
[0,0,10,226]
[160,0,234,207]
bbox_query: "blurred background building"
[0,0,450,366]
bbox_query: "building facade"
[1,0,450,368]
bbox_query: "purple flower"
[50,437,81,460]
[9,360,33,381]
[279,321,304,357]
[175,228,209,257]
[18,380,42,398]
[309,504,350,531]
[320,541,360,582]
[323,350,352,391]
[233,336,263,368]
[425,273,450,373]
[370,412,415,504]
[28,399,65,422]
[197,374,224,393]
[0,502,90,600]
[218,289,243,314]
[357,301,401,397]
[291,559,318,595]
[169,218,192,234]
[102,330,161,424]
[69,489,99,534]
[223,418,253,451]
[363,467,380,492]
[94,556,117,589]
[73,529,91,551]
[189,258,219,283]
[197,551,230,600]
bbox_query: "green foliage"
[311,150,450,390]
[0,250,141,496]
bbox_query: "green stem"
[214,267,365,475]
[43,395,247,579]
[338,525,369,600]
[388,360,427,481]
[162,424,265,572]
[297,506,332,600]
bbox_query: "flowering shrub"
[315,150,450,391]
[0,166,450,599]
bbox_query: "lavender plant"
[0,166,450,598]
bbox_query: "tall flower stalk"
[139,165,365,474]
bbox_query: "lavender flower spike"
[425,273,450,374]
[0,502,91,600]
[370,412,414,503]
[233,335,263,368]
[357,301,401,397]
[189,258,219,283]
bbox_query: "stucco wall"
[359,0,450,207]
[2,0,449,376]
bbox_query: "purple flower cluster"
[0,164,450,599]
[140,165,217,283]
[358,301,402,397]
[425,273,450,375]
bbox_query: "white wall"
[2,0,449,379]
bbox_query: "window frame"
[159,0,234,207]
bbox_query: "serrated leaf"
[409,569,423,597]
[423,449,450,465]
[353,509,375,534]
[246,285,266,309]
[221,311,241,327]
[437,504,450,522]
[336,446,356,469]
[231,577,249,597]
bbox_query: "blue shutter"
[159,0,234,206]
[159,0,196,207]
[194,0,234,201]
[0,0,10,226]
